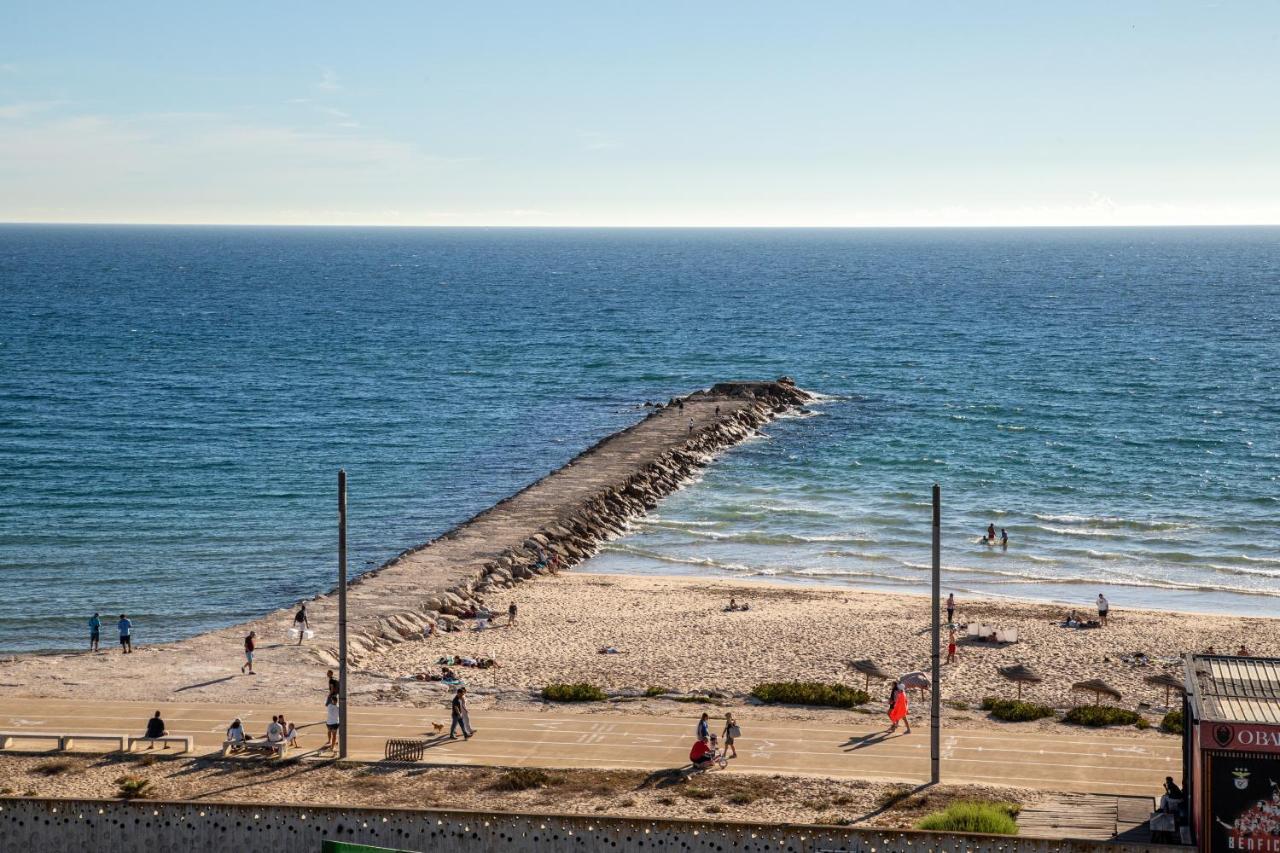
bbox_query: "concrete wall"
[0,797,1185,853]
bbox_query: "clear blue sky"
[2,1,1277,225]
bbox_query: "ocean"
[1,225,1277,652]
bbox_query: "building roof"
[1185,655,1280,726]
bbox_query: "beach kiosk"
[1183,655,1280,853]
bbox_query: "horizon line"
[3,220,1280,230]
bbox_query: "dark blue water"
[2,226,1278,652]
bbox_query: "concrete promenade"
[0,696,1177,796]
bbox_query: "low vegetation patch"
[1161,709,1185,735]
[542,683,608,702]
[32,759,78,776]
[114,775,152,799]
[751,681,870,709]
[946,700,970,711]
[916,801,1020,835]
[644,686,670,697]
[980,697,1056,722]
[491,768,557,792]
[1064,705,1141,727]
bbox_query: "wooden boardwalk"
[1018,793,1155,840]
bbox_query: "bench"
[385,738,429,762]
[0,731,63,750]
[59,733,128,751]
[128,735,194,753]
[222,738,286,758]
[0,731,127,752]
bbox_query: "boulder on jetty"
[314,379,814,665]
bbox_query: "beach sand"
[6,571,1273,742]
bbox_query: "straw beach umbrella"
[848,659,891,691]
[997,663,1042,700]
[1072,678,1122,706]
[1144,672,1185,708]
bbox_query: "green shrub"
[1064,705,1141,727]
[542,683,607,702]
[1136,717,1151,730]
[114,775,151,799]
[980,697,1056,722]
[946,700,970,711]
[916,801,1020,835]
[644,686,670,697]
[491,768,556,791]
[1161,709,1185,735]
[750,682,870,708]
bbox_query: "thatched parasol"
[1072,678,1122,705]
[848,659,891,690]
[1144,672,1185,707]
[997,663,1042,700]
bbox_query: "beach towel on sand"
[888,691,909,724]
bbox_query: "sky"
[2,1,1278,226]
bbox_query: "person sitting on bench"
[265,716,286,755]
[141,710,169,749]
[690,736,714,770]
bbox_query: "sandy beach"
[3,571,1272,741]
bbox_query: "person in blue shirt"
[88,613,101,652]
[696,712,710,741]
[118,614,133,654]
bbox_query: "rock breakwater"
[322,378,813,666]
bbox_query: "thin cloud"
[317,69,341,92]
[0,100,64,120]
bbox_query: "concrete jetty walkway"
[0,381,810,704]
[0,697,1176,797]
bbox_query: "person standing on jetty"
[241,631,256,674]
[118,614,133,654]
[88,612,101,652]
[294,604,310,644]
[450,687,474,740]
[1097,593,1110,627]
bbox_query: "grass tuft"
[114,775,152,799]
[916,801,1020,835]
[32,759,78,777]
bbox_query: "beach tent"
[898,671,931,691]
[997,663,1042,700]
[1071,678,1122,706]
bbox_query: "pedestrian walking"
[450,687,474,739]
[294,604,310,645]
[887,681,911,734]
[945,593,956,625]
[241,631,256,674]
[1096,593,1110,627]
[324,693,340,751]
[721,712,740,759]
[88,612,101,652]
[118,614,133,654]
[946,628,957,664]
[507,602,517,627]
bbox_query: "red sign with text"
[1202,724,1280,754]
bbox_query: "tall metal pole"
[930,483,941,785]
[338,469,349,760]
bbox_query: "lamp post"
[338,469,349,760]
[930,483,941,785]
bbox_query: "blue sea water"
[1,225,1278,652]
